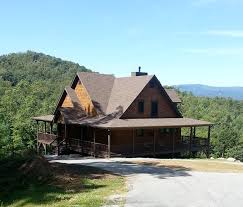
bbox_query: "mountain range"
[176,84,243,100]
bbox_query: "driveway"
[49,157,243,207]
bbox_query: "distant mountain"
[176,84,243,100]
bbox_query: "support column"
[36,121,39,154]
[206,126,211,158]
[50,122,53,134]
[64,124,67,149]
[132,128,135,154]
[172,128,175,158]
[44,122,47,133]
[57,124,60,155]
[81,127,83,155]
[153,129,156,156]
[108,129,111,158]
[93,128,96,157]
[189,127,193,157]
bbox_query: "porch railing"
[37,132,57,145]
[69,138,109,157]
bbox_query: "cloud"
[182,48,243,55]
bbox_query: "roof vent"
[131,66,148,76]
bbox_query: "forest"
[0,51,242,160]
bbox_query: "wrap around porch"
[33,115,212,158]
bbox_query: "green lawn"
[0,157,126,207]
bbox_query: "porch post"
[93,128,96,157]
[36,121,39,154]
[193,127,196,139]
[44,122,47,133]
[57,124,60,155]
[64,123,67,149]
[132,128,135,154]
[172,128,175,158]
[50,122,53,134]
[108,129,111,158]
[206,126,211,158]
[153,129,156,156]
[189,127,193,157]
[81,127,83,155]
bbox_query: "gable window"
[151,100,158,117]
[136,129,144,137]
[138,100,144,113]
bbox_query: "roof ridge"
[105,78,118,114]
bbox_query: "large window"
[151,100,158,117]
[138,100,144,113]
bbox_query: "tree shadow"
[50,159,192,180]
[0,161,110,206]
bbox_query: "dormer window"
[138,100,144,113]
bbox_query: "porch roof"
[32,115,54,122]
[91,117,213,129]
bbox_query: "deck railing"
[37,132,57,145]
[69,138,109,157]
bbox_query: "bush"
[226,145,243,162]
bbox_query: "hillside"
[177,84,243,100]
[0,51,90,156]
[0,51,242,160]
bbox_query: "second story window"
[138,100,144,113]
[151,100,158,117]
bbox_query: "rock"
[234,160,241,163]
[210,157,215,159]
[227,157,236,162]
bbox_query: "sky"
[0,0,243,86]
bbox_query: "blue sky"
[0,0,243,86]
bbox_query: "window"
[136,129,144,137]
[138,100,144,113]
[151,101,158,116]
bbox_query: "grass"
[0,156,126,207]
[128,159,243,173]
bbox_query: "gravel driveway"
[49,157,243,207]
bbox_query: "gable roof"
[77,72,115,114]
[106,75,154,115]
[52,72,182,123]
[165,89,181,103]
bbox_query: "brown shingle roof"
[77,72,115,114]
[106,75,154,115]
[92,117,213,129]
[165,89,181,103]
[65,86,83,108]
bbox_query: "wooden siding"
[74,81,97,116]
[121,79,178,118]
[61,95,73,108]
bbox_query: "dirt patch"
[19,155,53,182]
[19,156,119,191]
[130,159,243,173]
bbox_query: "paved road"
[49,157,243,207]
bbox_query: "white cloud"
[182,48,243,55]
